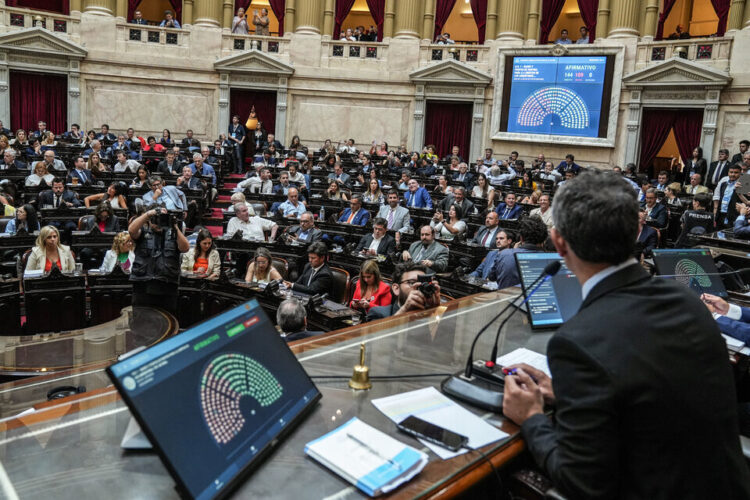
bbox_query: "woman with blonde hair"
[26,225,76,273]
[182,228,221,279]
[25,161,54,186]
[245,246,282,284]
[349,259,391,311]
[521,189,542,206]
[99,231,135,273]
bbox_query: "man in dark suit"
[0,120,11,138]
[0,149,26,170]
[355,217,396,256]
[157,150,181,175]
[327,163,351,188]
[438,186,474,214]
[130,9,148,24]
[38,178,81,209]
[452,163,475,191]
[284,242,333,296]
[636,208,658,258]
[642,188,667,228]
[706,148,731,190]
[367,262,441,321]
[181,130,201,149]
[495,192,523,220]
[66,156,93,185]
[277,298,323,342]
[261,133,283,152]
[337,196,370,226]
[228,114,246,174]
[471,211,500,249]
[555,154,581,175]
[731,139,748,166]
[285,212,323,244]
[502,171,750,499]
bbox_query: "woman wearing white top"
[26,225,76,273]
[471,173,496,210]
[232,7,249,34]
[245,247,282,284]
[99,232,135,273]
[430,203,467,240]
[25,161,54,187]
[84,182,127,209]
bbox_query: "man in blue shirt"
[490,216,547,288]
[189,153,216,185]
[469,230,515,279]
[713,163,741,228]
[141,176,186,211]
[278,187,307,219]
[160,10,181,28]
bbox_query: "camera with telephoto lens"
[417,275,436,297]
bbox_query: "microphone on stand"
[441,260,561,412]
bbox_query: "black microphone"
[442,260,561,412]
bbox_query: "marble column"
[222,0,233,29]
[727,0,746,31]
[114,0,126,19]
[745,0,750,27]
[67,59,82,138]
[496,0,525,40]
[383,0,396,38]
[526,0,541,42]
[422,0,435,41]
[701,88,720,164]
[623,88,642,167]
[608,0,640,38]
[295,0,323,34]
[597,0,610,39]
[322,0,335,38]
[285,0,296,34]
[70,0,82,15]
[83,0,115,16]
[641,0,659,38]
[485,0,498,43]
[193,0,221,27]
[183,0,195,26]
[394,0,423,39]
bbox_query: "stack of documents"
[305,417,428,497]
[496,347,551,377]
[723,333,745,352]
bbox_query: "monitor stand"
[121,417,153,450]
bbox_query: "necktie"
[347,210,356,224]
[54,195,60,208]
[410,193,415,207]
[387,209,394,228]
[504,208,510,219]
[713,162,723,185]
[481,229,490,247]
[308,267,317,286]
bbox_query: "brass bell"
[348,343,372,390]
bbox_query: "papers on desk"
[371,387,508,460]
[496,347,551,377]
[723,333,745,352]
[305,417,428,497]
[23,269,43,278]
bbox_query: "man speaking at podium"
[502,171,750,499]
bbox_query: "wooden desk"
[23,269,86,334]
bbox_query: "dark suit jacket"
[472,226,499,249]
[283,330,323,342]
[452,171,475,190]
[438,195,474,216]
[706,160,730,189]
[38,189,81,208]
[521,264,750,499]
[636,224,657,257]
[731,152,744,166]
[683,158,708,181]
[337,208,370,226]
[157,160,181,175]
[495,203,523,220]
[292,263,333,296]
[0,159,27,170]
[67,168,93,185]
[355,233,396,255]
[286,225,323,244]
[644,202,667,228]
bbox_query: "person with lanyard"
[228,114,246,174]
[99,232,135,273]
[26,225,76,273]
[713,164,742,228]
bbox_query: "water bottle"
[319,205,325,222]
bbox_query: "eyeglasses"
[400,279,420,287]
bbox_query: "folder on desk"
[305,417,428,497]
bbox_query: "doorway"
[9,70,68,134]
[424,100,472,160]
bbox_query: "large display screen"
[108,300,321,500]
[652,249,728,298]
[501,55,614,139]
[515,252,582,328]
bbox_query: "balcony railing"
[221,34,289,58]
[635,36,732,71]
[418,42,490,68]
[116,22,189,49]
[322,40,388,62]
[0,5,80,40]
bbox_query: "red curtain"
[576,0,598,42]
[15,0,69,14]
[230,89,277,136]
[655,0,678,40]
[539,0,566,44]
[127,0,141,22]
[235,0,252,11]
[470,0,487,44]
[710,0,731,36]
[268,0,285,35]
[424,101,472,159]
[167,0,182,24]
[673,109,704,166]
[334,0,356,38]
[433,0,457,41]
[10,71,68,135]
[638,109,676,173]
[366,0,385,41]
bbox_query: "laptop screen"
[515,252,582,328]
[108,300,321,500]
[652,248,727,298]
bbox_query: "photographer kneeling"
[128,206,189,314]
[366,262,441,321]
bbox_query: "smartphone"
[397,415,468,451]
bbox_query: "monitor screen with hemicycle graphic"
[504,56,612,138]
[652,248,728,298]
[108,300,321,500]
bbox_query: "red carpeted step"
[206,225,223,237]
[227,173,245,179]
[211,208,224,218]
[223,182,238,189]
[217,195,232,202]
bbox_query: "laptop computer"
[107,299,321,500]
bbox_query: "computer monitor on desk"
[107,299,321,500]
[652,248,728,298]
[515,252,582,329]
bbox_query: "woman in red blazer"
[350,259,392,311]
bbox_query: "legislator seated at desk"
[337,196,370,226]
[99,231,135,272]
[350,259,392,313]
[285,212,322,244]
[376,190,410,232]
[277,187,307,219]
[4,204,39,235]
[495,193,523,220]
[283,241,332,295]
[469,230,515,280]
[181,229,220,279]
[501,172,750,500]
[277,297,323,342]
[355,217,395,256]
[226,203,278,241]
[140,176,186,211]
[25,226,75,273]
[472,211,501,249]
[401,225,448,273]
[404,179,433,209]
[38,179,81,209]
[489,217,547,289]
[245,247,283,284]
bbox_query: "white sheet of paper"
[496,347,551,377]
[371,387,507,460]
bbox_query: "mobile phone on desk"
[397,415,468,451]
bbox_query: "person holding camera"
[366,262,441,321]
[128,206,190,314]
[253,8,270,36]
